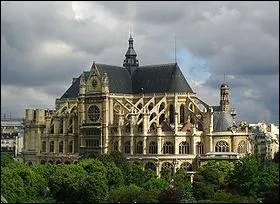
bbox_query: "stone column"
[209,135,213,152]
[130,136,134,155]
[192,137,196,155]
[143,136,147,154]
[156,161,160,177]
[174,138,179,154]
[157,137,162,154]
[143,110,149,135]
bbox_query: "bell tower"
[220,83,230,112]
[123,34,139,75]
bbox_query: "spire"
[123,34,139,75]
[220,82,230,112]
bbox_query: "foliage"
[1,153,15,168]
[124,164,156,187]
[263,185,279,203]
[192,161,234,200]
[228,154,279,198]
[158,187,181,203]
[160,168,174,182]
[173,168,194,200]
[108,184,155,203]
[143,178,169,192]
[1,160,47,203]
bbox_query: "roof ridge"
[139,63,176,68]
[96,63,124,69]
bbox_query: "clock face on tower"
[92,78,98,88]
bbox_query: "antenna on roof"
[174,34,177,64]
[223,73,226,84]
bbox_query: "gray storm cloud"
[1,1,279,124]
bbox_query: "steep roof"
[213,111,234,132]
[60,63,194,99]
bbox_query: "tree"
[173,168,194,200]
[1,153,15,168]
[158,187,181,203]
[263,185,279,203]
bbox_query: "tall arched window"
[161,162,174,171]
[42,141,46,152]
[169,104,174,124]
[50,141,54,153]
[159,102,165,112]
[149,141,157,154]
[179,141,190,154]
[238,140,246,154]
[180,162,192,171]
[180,104,185,124]
[114,141,119,151]
[59,141,63,153]
[196,142,204,154]
[124,141,131,154]
[59,119,63,134]
[163,141,174,154]
[148,103,154,111]
[69,141,74,153]
[145,162,156,171]
[159,114,165,125]
[215,141,229,152]
[136,141,143,154]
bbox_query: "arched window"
[42,141,46,152]
[180,104,185,124]
[68,117,73,133]
[159,114,165,125]
[150,122,157,132]
[124,141,131,154]
[59,119,63,134]
[150,113,156,121]
[238,140,246,154]
[138,122,143,132]
[149,141,157,154]
[136,141,143,154]
[161,162,174,171]
[169,104,174,124]
[145,162,156,171]
[69,141,74,153]
[50,124,54,134]
[179,141,190,154]
[215,141,229,152]
[59,141,63,153]
[50,141,54,153]
[196,142,204,154]
[114,141,119,151]
[180,162,192,171]
[125,122,131,133]
[148,103,154,111]
[159,102,165,112]
[163,141,174,154]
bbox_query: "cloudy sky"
[1,1,279,125]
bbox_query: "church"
[22,35,252,175]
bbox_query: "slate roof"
[60,63,194,99]
[213,111,234,132]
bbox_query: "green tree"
[173,168,194,200]
[158,187,181,203]
[160,168,173,182]
[1,153,15,168]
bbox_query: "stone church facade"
[22,35,251,175]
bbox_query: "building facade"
[23,35,251,174]
[1,118,24,157]
[249,123,279,160]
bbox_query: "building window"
[68,118,73,133]
[163,141,174,154]
[180,162,192,171]
[136,141,143,154]
[85,139,99,148]
[179,141,190,154]
[145,162,156,171]
[88,105,100,122]
[50,141,54,153]
[161,162,174,171]
[69,141,74,153]
[159,114,165,125]
[114,141,119,151]
[42,141,46,152]
[59,119,63,134]
[169,104,174,124]
[124,141,130,154]
[180,104,185,124]
[238,140,246,154]
[149,141,157,154]
[196,142,204,154]
[59,141,63,153]
[215,141,229,152]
